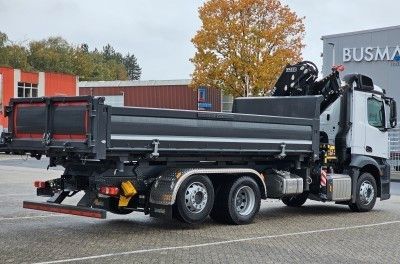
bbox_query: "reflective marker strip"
[321,169,327,187]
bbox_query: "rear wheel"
[210,176,261,225]
[174,175,214,224]
[349,173,377,212]
[281,192,309,207]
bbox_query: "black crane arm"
[271,61,345,112]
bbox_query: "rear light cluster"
[99,186,119,196]
[34,181,46,189]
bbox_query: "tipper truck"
[0,61,397,225]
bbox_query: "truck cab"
[321,74,396,159]
[320,73,397,208]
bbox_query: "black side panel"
[109,96,321,159]
[16,106,46,134]
[15,105,88,135]
[232,96,322,119]
[53,106,87,135]
[111,115,311,140]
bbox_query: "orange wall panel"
[0,67,15,128]
[45,72,77,97]
[0,68,77,130]
[20,72,38,84]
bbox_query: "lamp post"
[245,74,250,97]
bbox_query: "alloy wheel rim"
[359,180,374,205]
[184,182,208,213]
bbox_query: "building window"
[222,94,234,112]
[17,82,38,98]
[198,87,206,102]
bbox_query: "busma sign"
[343,46,400,62]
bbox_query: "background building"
[322,25,400,104]
[322,25,400,169]
[0,67,78,130]
[79,80,222,112]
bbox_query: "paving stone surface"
[0,163,400,264]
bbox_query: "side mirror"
[390,99,397,128]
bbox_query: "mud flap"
[380,163,391,200]
[149,204,173,219]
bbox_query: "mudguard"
[349,155,390,201]
[148,168,267,219]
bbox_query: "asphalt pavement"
[1,156,400,264]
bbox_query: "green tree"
[0,32,31,69]
[102,44,123,62]
[123,53,141,80]
[80,43,89,53]
[28,37,75,74]
[0,32,8,47]
[0,33,141,81]
[5,45,31,70]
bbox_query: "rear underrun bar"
[23,201,107,219]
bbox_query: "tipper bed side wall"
[1,95,322,161]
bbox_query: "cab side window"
[367,97,385,128]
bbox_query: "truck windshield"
[367,97,385,128]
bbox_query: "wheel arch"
[350,155,382,197]
[149,168,266,207]
[359,164,381,198]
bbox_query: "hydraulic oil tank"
[266,171,303,198]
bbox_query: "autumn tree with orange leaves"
[191,0,305,97]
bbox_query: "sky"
[0,0,399,80]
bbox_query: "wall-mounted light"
[328,42,336,66]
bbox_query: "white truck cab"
[320,73,396,207]
[321,74,396,160]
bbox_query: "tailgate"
[1,96,109,159]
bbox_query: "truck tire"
[349,173,377,212]
[210,176,261,225]
[281,192,308,207]
[175,175,214,224]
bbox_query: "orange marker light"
[99,186,119,196]
[34,181,46,188]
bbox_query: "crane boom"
[271,61,345,112]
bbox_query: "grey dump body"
[1,95,322,161]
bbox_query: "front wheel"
[210,176,261,225]
[174,175,214,224]
[349,173,377,212]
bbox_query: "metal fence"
[389,128,400,171]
